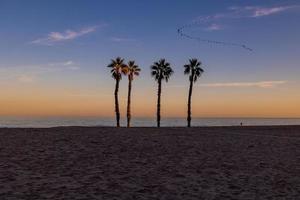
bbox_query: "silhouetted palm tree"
[151,59,173,127]
[184,59,204,127]
[107,57,126,127]
[124,61,141,127]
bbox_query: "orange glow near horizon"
[1,81,300,118]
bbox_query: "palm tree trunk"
[157,79,162,127]
[127,76,132,127]
[187,78,193,127]
[114,78,120,127]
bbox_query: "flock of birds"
[177,22,253,52]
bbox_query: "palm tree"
[151,59,173,127]
[107,57,126,127]
[124,61,141,127]
[184,59,204,127]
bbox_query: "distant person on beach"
[240,122,243,126]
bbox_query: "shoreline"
[1,118,300,129]
[1,124,300,130]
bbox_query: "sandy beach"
[0,126,299,199]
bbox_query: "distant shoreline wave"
[1,117,300,128]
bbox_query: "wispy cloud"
[61,60,74,66]
[205,23,223,31]
[169,80,287,89]
[110,37,137,42]
[48,60,80,70]
[195,4,299,23]
[200,81,287,88]
[48,60,74,66]
[189,4,299,35]
[0,60,80,83]
[249,6,297,17]
[31,26,98,45]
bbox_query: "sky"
[0,0,300,118]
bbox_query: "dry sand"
[0,126,299,199]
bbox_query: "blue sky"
[0,0,300,117]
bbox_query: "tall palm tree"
[107,57,126,127]
[151,59,173,127]
[124,61,141,127]
[184,59,204,127]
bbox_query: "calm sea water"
[0,117,300,128]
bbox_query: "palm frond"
[126,60,141,79]
[184,65,190,75]
[107,57,125,80]
[151,59,173,82]
[151,65,158,70]
[184,58,204,82]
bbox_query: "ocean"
[0,117,300,128]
